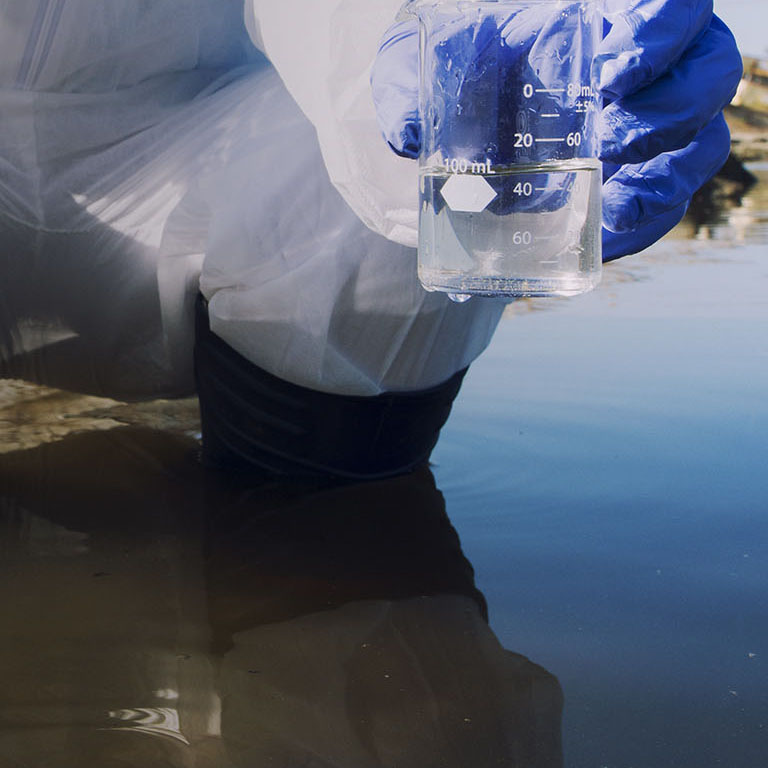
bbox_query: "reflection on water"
[431,165,768,768]
[673,162,768,244]
[0,428,562,767]
[1,166,767,768]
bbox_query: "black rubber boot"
[194,294,466,481]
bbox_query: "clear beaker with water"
[409,0,602,299]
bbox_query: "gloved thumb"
[371,20,421,159]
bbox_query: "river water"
[1,168,767,767]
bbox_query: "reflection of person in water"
[0,427,562,767]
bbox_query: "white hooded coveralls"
[0,0,505,398]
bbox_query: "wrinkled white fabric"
[0,0,259,397]
[246,0,420,247]
[199,66,504,395]
[0,0,505,399]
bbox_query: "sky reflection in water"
[433,166,768,767]
[1,170,767,768]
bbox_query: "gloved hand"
[371,0,743,262]
[373,6,587,219]
[598,0,741,259]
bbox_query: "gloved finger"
[524,3,593,108]
[370,20,421,158]
[500,6,556,50]
[602,112,730,233]
[597,0,713,100]
[426,7,567,166]
[602,201,688,262]
[599,16,741,164]
[370,11,528,160]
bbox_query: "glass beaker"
[409,0,602,299]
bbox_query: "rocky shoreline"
[726,104,768,162]
[686,105,767,219]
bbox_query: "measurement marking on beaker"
[541,113,560,118]
[534,187,548,191]
[441,157,494,174]
[535,88,566,94]
[535,138,565,143]
[568,84,596,98]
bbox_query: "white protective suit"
[0,0,506,399]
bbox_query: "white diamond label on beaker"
[440,174,497,213]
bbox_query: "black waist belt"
[194,294,466,480]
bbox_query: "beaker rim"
[403,0,600,12]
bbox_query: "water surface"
[1,169,767,767]
[433,166,768,767]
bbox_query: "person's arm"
[371,0,742,260]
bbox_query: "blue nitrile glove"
[372,18,422,159]
[598,0,741,259]
[371,9,579,166]
[370,0,743,261]
[373,7,591,219]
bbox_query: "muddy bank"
[685,105,765,221]
[726,104,768,162]
[0,379,200,454]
